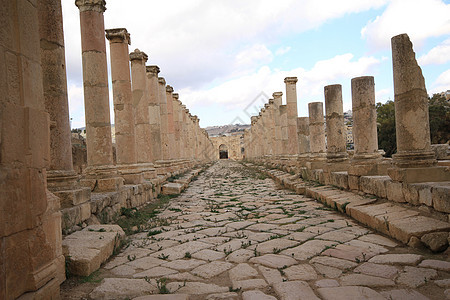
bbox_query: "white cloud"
[430,69,450,93]
[362,0,450,50]
[419,38,450,65]
[375,88,392,102]
[234,44,273,73]
[276,46,291,56]
[180,53,381,121]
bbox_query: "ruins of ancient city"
[1,0,449,299]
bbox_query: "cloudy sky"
[62,0,450,128]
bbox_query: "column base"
[138,162,156,180]
[46,169,79,191]
[392,150,437,168]
[117,164,144,184]
[297,153,310,167]
[323,161,350,185]
[388,166,450,183]
[348,157,391,176]
[306,153,327,170]
[82,165,124,192]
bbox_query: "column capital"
[273,91,283,98]
[129,49,147,62]
[264,103,270,109]
[269,99,274,104]
[158,77,166,85]
[146,65,160,75]
[75,0,106,13]
[172,93,179,100]
[166,85,174,93]
[284,77,298,84]
[105,28,130,45]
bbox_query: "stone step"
[256,164,450,252]
[62,225,125,276]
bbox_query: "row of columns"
[69,0,215,189]
[244,33,449,184]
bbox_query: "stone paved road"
[64,161,450,300]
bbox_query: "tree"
[428,93,450,144]
[376,94,450,157]
[376,100,396,157]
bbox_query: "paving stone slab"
[242,290,277,300]
[205,292,239,299]
[380,289,431,300]
[353,262,399,279]
[253,238,299,254]
[284,264,317,281]
[89,278,155,300]
[249,254,297,268]
[133,295,189,300]
[313,263,342,278]
[167,282,229,295]
[229,263,258,281]
[340,273,395,287]
[232,279,267,291]
[314,279,339,288]
[258,266,283,285]
[309,256,358,269]
[162,258,206,271]
[368,254,423,265]
[317,286,385,300]
[273,280,320,300]
[281,240,338,260]
[226,248,255,263]
[396,266,438,288]
[191,261,233,279]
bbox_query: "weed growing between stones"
[79,270,102,284]
[116,194,178,235]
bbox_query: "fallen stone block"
[63,225,125,276]
[162,182,183,195]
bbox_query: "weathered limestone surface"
[62,162,450,300]
[307,102,326,169]
[389,33,449,183]
[285,77,299,155]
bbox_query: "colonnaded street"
[61,161,450,300]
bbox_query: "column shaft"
[146,66,162,161]
[285,77,299,155]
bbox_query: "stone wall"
[211,135,244,160]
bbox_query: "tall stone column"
[158,77,169,161]
[146,65,162,161]
[130,49,155,179]
[106,28,142,184]
[172,94,181,159]
[324,84,348,163]
[280,105,288,155]
[388,34,449,182]
[1,0,64,297]
[297,117,310,167]
[272,92,283,156]
[307,102,326,169]
[39,0,77,190]
[285,77,299,156]
[76,0,123,191]
[166,85,176,160]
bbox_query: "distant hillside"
[205,124,250,137]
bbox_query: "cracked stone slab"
[249,254,297,269]
[89,278,155,300]
[317,286,385,300]
[273,280,320,300]
[191,261,233,279]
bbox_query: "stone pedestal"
[307,102,326,169]
[285,77,299,155]
[388,34,449,183]
[76,0,122,191]
[106,28,143,184]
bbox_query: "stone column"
[1,0,64,297]
[307,102,326,169]
[273,92,283,156]
[172,94,181,159]
[285,77,299,156]
[158,77,169,160]
[324,84,348,163]
[388,33,449,182]
[39,0,77,190]
[146,66,162,162]
[280,105,288,155]
[348,76,387,183]
[76,0,123,191]
[166,85,176,160]
[297,117,310,167]
[130,49,155,179]
[106,28,142,184]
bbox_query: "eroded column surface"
[76,0,123,191]
[273,92,283,156]
[285,77,299,155]
[39,0,76,189]
[297,117,310,167]
[146,65,162,161]
[158,77,169,160]
[106,28,142,184]
[166,85,176,160]
[76,0,115,171]
[172,94,181,159]
[280,105,288,155]
[307,102,326,169]
[324,84,348,163]
[130,49,155,178]
[388,34,449,182]
[1,0,64,297]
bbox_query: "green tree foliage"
[428,93,450,144]
[376,94,450,157]
[376,100,396,157]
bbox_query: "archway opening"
[219,144,228,159]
